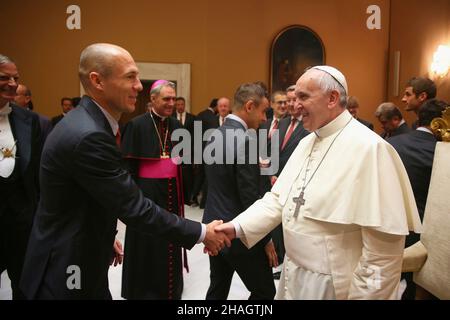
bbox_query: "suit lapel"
[81,96,114,137]
[281,120,306,151]
[9,105,32,174]
[277,118,290,151]
[278,119,288,139]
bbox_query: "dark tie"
[281,118,297,150]
[115,129,121,148]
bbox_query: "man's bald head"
[14,84,32,108]
[79,43,132,90]
[77,43,143,120]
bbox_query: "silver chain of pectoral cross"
[292,116,353,218]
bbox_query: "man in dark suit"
[388,99,447,300]
[19,43,229,300]
[173,96,196,204]
[202,83,276,300]
[216,97,231,127]
[197,98,218,132]
[0,55,41,299]
[347,96,374,130]
[277,86,309,176]
[375,102,411,138]
[50,97,73,127]
[173,97,196,132]
[258,90,287,195]
[190,98,219,208]
[14,84,53,143]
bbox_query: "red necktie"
[268,119,279,139]
[281,118,297,150]
[115,129,121,148]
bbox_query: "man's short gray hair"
[0,54,14,66]
[233,83,266,111]
[375,102,403,120]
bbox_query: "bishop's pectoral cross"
[292,190,305,218]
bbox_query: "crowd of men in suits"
[1,46,448,300]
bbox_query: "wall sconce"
[430,45,450,78]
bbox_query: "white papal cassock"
[235,110,422,300]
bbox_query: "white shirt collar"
[416,127,433,134]
[151,108,167,121]
[93,100,119,136]
[225,114,248,130]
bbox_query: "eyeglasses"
[0,75,19,83]
[161,96,177,102]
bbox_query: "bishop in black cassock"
[120,109,186,300]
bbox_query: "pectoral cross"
[0,141,17,160]
[292,191,305,218]
[161,151,170,159]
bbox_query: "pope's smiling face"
[295,69,334,131]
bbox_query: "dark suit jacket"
[357,117,374,130]
[203,118,269,252]
[172,112,196,164]
[265,107,274,120]
[172,112,196,134]
[5,105,41,213]
[381,122,411,139]
[197,108,218,133]
[184,112,196,134]
[387,130,436,246]
[50,114,64,128]
[277,117,309,175]
[20,96,201,299]
[36,113,53,143]
[259,118,272,133]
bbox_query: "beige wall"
[388,0,450,128]
[0,0,404,131]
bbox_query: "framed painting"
[270,25,325,92]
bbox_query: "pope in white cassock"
[216,66,422,299]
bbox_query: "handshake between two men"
[202,220,237,256]
[205,221,279,269]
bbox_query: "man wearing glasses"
[0,54,41,299]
